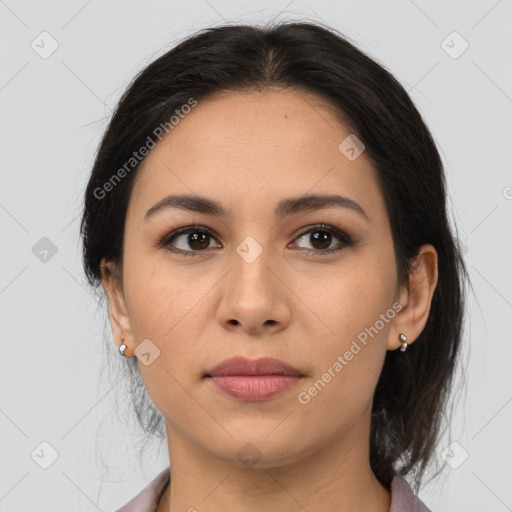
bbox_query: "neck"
[156,405,390,512]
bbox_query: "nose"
[216,243,291,336]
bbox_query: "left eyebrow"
[274,193,369,221]
[144,193,369,221]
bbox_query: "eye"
[157,223,355,257]
[291,223,354,256]
[158,226,220,256]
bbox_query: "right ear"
[100,258,134,355]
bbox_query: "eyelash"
[156,223,355,258]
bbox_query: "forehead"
[128,88,385,222]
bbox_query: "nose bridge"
[217,231,290,333]
[231,233,273,300]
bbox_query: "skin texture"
[101,88,438,511]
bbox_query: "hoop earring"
[399,333,408,352]
[119,334,128,357]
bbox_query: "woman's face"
[103,88,417,468]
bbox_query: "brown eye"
[182,232,211,251]
[160,226,221,255]
[308,230,333,250]
[292,224,354,255]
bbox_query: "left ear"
[387,244,439,350]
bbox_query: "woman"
[80,20,467,512]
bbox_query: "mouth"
[203,356,305,402]
[204,374,304,401]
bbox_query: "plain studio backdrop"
[0,1,511,510]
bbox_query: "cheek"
[126,263,211,417]
[124,248,207,337]
[294,278,392,437]
[293,251,395,394]
[118,239,203,418]
[296,249,396,338]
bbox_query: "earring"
[399,333,408,352]
[119,335,128,357]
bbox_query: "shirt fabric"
[115,467,432,511]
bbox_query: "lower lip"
[206,375,302,401]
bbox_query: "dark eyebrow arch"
[144,193,369,221]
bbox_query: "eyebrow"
[144,193,369,221]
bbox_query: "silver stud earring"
[399,333,408,352]
[119,334,128,357]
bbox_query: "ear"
[387,244,439,351]
[100,258,134,355]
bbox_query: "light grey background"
[1,0,511,510]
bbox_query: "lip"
[204,356,304,377]
[204,356,304,402]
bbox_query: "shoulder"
[114,467,170,512]
[389,473,432,512]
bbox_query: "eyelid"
[292,223,352,242]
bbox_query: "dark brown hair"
[81,20,468,492]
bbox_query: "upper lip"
[205,356,304,377]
